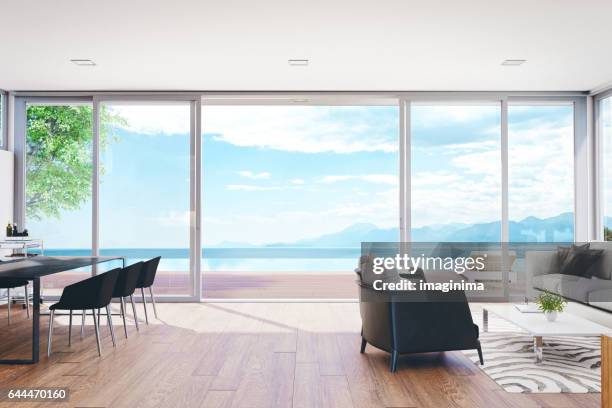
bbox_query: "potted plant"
[536,290,567,322]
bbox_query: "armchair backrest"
[58,268,120,309]
[138,256,161,288]
[113,262,143,297]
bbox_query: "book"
[514,304,542,313]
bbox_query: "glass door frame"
[93,95,202,301]
[199,94,404,300]
[14,94,202,302]
[400,94,588,244]
[595,89,612,241]
[402,94,586,301]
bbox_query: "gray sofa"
[526,243,612,311]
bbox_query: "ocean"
[39,247,362,273]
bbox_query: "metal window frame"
[11,90,589,303]
[0,90,8,150]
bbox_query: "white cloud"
[411,119,574,227]
[291,179,305,185]
[237,171,271,180]
[152,210,191,227]
[107,104,190,135]
[226,184,279,191]
[321,175,354,183]
[321,174,398,185]
[204,106,397,154]
[412,105,499,129]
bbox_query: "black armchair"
[48,268,120,357]
[136,257,161,323]
[357,269,483,372]
[114,262,143,337]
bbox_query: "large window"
[25,103,95,294]
[601,96,612,240]
[508,104,574,242]
[201,104,399,298]
[99,102,192,296]
[411,103,501,241]
[18,94,584,301]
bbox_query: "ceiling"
[1,0,611,92]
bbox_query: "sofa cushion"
[557,244,603,279]
[584,242,612,280]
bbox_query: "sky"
[26,102,575,249]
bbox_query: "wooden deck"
[0,303,600,408]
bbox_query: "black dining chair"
[112,262,143,338]
[0,278,30,324]
[47,268,120,357]
[136,257,161,324]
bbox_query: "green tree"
[605,227,612,242]
[26,105,126,220]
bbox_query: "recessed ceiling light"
[288,59,309,66]
[70,59,96,66]
[501,59,526,66]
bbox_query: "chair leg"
[120,298,128,338]
[477,342,484,365]
[81,310,86,338]
[360,337,367,353]
[24,283,30,318]
[68,310,73,346]
[7,288,10,325]
[390,350,399,373]
[106,305,116,347]
[47,310,55,357]
[141,288,149,324]
[92,309,102,357]
[130,295,140,331]
[149,286,158,319]
[97,308,101,327]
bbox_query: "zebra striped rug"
[463,332,601,393]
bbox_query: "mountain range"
[218,212,582,247]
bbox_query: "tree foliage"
[26,105,126,220]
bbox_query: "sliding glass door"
[201,102,399,299]
[99,101,193,296]
[24,101,95,294]
[600,96,612,240]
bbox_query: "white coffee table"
[483,304,612,363]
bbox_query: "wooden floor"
[0,302,601,408]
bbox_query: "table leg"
[0,278,39,364]
[483,308,488,332]
[534,336,543,364]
